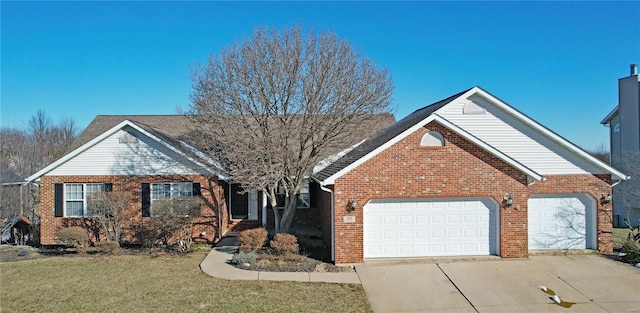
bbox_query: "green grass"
[0,252,372,313]
[613,227,632,250]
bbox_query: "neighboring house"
[314,87,627,264]
[601,64,640,227]
[26,115,394,246]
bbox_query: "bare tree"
[0,111,78,237]
[87,191,131,245]
[187,26,393,233]
[586,143,610,164]
[619,151,640,229]
[146,197,202,253]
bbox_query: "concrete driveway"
[356,254,640,313]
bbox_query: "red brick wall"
[39,174,228,245]
[329,122,613,264]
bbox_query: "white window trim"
[150,182,193,216]
[64,183,106,217]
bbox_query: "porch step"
[229,220,262,232]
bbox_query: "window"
[64,183,106,217]
[420,131,445,147]
[276,180,310,209]
[151,182,193,201]
[150,182,193,215]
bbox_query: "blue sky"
[2,1,638,150]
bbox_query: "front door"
[230,184,248,219]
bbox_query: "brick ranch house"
[28,87,627,265]
[27,114,394,246]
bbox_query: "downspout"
[315,178,335,262]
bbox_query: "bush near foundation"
[270,233,299,255]
[56,227,89,254]
[237,228,268,253]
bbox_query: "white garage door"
[528,194,596,250]
[364,198,499,258]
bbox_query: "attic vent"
[463,100,486,115]
[119,133,139,144]
[420,131,444,147]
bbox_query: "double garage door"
[363,194,596,259]
[363,198,499,258]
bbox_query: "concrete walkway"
[199,236,361,284]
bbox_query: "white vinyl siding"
[48,127,207,176]
[438,96,604,175]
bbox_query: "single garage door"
[528,194,596,250]
[364,198,499,258]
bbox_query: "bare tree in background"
[187,26,393,233]
[586,143,610,164]
[0,111,78,221]
[619,151,640,229]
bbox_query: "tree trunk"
[267,187,282,233]
[272,205,282,233]
[280,193,298,233]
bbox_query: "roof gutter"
[312,176,334,262]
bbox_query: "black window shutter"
[192,182,201,197]
[141,183,150,217]
[54,183,64,217]
[105,183,113,192]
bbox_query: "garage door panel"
[528,194,596,250]
[364,198,499,258]
[432,215,446,223]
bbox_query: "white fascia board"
[26,120,223,182]
[322,115,441,185]
[471,88,629,181]
[600,106,619,125]
[432,114,545,181]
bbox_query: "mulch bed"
[233,250,353,273]
[231,240,354,273]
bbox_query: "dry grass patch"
[0,252,371,313]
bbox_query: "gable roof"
[600,106,619,125]
[313,89,471,182]
[29,114,395,183]
[315,87,629,185]
[66,115,191,153]
[26,118,224,182]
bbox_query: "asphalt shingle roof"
[66,114,395,176]
[313,88,471,182]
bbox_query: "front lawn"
[0,251,371,313]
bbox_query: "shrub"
[232,251,256,264]
[237,228,268,253]
[620,238,640,264]
[94,241,120,255]
[56,227,89,254]
[270,233,299,255]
